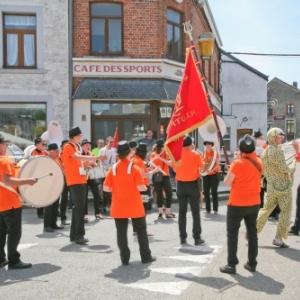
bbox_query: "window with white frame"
[223,126,231,151]
[3,14,37,68]
[287,104,295,115]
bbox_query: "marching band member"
[43,143,64,232]
[103,141,156,265]
[63,127,106,245]
[256,128,295,248]
[150,140,175,219]
[81,139,104,221]
[173,135,205,245]
[202,141,220,214]
[0,134,37,269]
[32,137,49,219]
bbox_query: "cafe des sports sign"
[73,58,183,81]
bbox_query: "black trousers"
[203,173,219,212]
[153,176,173,208]
[44,198,60,228]
[115,217,151,264]
[227,205,260,267]
[0,207,22,265]
[37,207,44,217]
[85,179,101,215]
[60,178,69,221]
[177,180,201,240]
[291,184,300,233]
[69,184,87,241]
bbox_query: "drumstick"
[35,172,54,180]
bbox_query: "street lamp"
[198,32,215,60]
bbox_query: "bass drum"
[18,156,64,207]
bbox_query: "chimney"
[293,81,298,88]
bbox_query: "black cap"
[129,141,137,149]
[69,127,82,138]
[61,139,68,148]
[204,141,214,146]
[48,143,58,151]
[0,134,10,144]
[238,134,256,154]
[253,131,263,138]
[136,143,148,152]
[81,139,91,146]
[34,137,43,145]
[183,134,192,147]
[156,139,164,147]
[117,140,130,154]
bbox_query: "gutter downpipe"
[68,0,73,128]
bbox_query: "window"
[3,14,36,68]
[286,119,295,141]
[287,104,295,114]
[90,3,123,55]
[0,103,46,149]
[167,9,183,61]
[223,126,231,152]
[267,106,273,116]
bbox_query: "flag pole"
[183,21,230,168]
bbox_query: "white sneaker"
[272,238,289,248]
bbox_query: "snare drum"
[87,166,106,179]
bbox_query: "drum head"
[18,156,64,207]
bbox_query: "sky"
[208,0,300,86]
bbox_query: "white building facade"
[0,0,69,148]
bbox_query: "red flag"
[165,47,212,165]
[113,126,118,148]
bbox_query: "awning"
[0,131,33,147]
[73,78,180,101]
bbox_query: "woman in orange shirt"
[150,140,175,219]
[220,135,262,274]
[103,141,156,265]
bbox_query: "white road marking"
[165,254,215,264]
[126,282,191,295]
[18,243,37,250]
[150,266,204,278]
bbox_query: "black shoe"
[38,214,44,219]
[142,256,156,264]
[122,261,129,266]
[51,225,64,230]
[44,227,55,232]
[219,265,236,274]
[194,237,205,245]
[8,261,32,269]
[0,259,8,268]
[75,237,89,245]
[180,238,187,245]
[244,263,256,272]
[61,220,70,226]
[288,229,299,235]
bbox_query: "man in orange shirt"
[104,141,156,265]
[31,137,49,219]
[63,127,106,245]
[220,135,262,274]
[0,134,38,269]
[43,143,64,232]
[173,135,205,245]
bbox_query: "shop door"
[92,118,149,146]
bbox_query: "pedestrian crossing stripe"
[18,243,37,250]
[150,266,204,278]
[174,245,222,253]
[126,282,191,295]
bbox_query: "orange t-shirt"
[173,149,204,181]
[227,153,263,206]
[150,151,170,176]
[203,150,220,175]
[104,159,145,218]
[31,149,48,156]
[131,155,149,186]
[62,143,86,186]
[0,156,22,211]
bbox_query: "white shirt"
[99,147,117,168]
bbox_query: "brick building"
[71,0,222,146]
[0,0,69,148]
[268,77,300,141]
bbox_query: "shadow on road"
[0,263,61,286]
[260,245,300,262]
[59,243,113,253]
